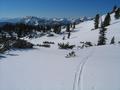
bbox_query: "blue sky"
[0,0,120,18]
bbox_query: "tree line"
[0,21,76,39]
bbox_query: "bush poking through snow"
[12,39,34,49]
[78,41,93,49]
[58,43,75,49]
[65,51,76,58]
[37,44,51,48]
[43,41,55,44]
[36,41,53,48]
[110,36,115,44]
[47,33,54,37]
[84,42,93,47]
[0,39,34,53]
[118,41,120,44]
[0,44,8,53]
[0,39,15,53]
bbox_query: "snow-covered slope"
[0,14,120,90]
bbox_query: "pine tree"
[58,25,61,34]
[53,24,61,34]
[110,36,115,44]
[115,8,120,19]
[97,25,107,46]
[66,24,70,32]
[67,31,71,39]
[94,14,100,29]
[111,5,117,13]
[103,13,111,27]
[73,22,76,29]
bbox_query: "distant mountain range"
[0,16,93,26]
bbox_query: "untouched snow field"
[0,14,120,90]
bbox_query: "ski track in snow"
[73,48,95,90]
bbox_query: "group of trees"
[94,6,120,30]
[95,13,110,45]
[111,5,120,19]
[115,7,120,19]
[52,24,61,34]
[94,13,111,30]
[52,22,76,34]
[2,6,119,47]
[94,6,120,46]
[0,23,38,39]
[66,22,76,32]
[0,21,76,40]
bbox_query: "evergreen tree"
[53,24,61,34]
[111,5,117,13]
[94,14,100,29]
[110,36,115,44]
[66,24,70,32]
[72,22,76,29]
[103,13,111,27]
[70,24,72,28]
[67,31,71,39]
[97,25,107,46]
[115,8,120,19]
[58,25,61,34]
